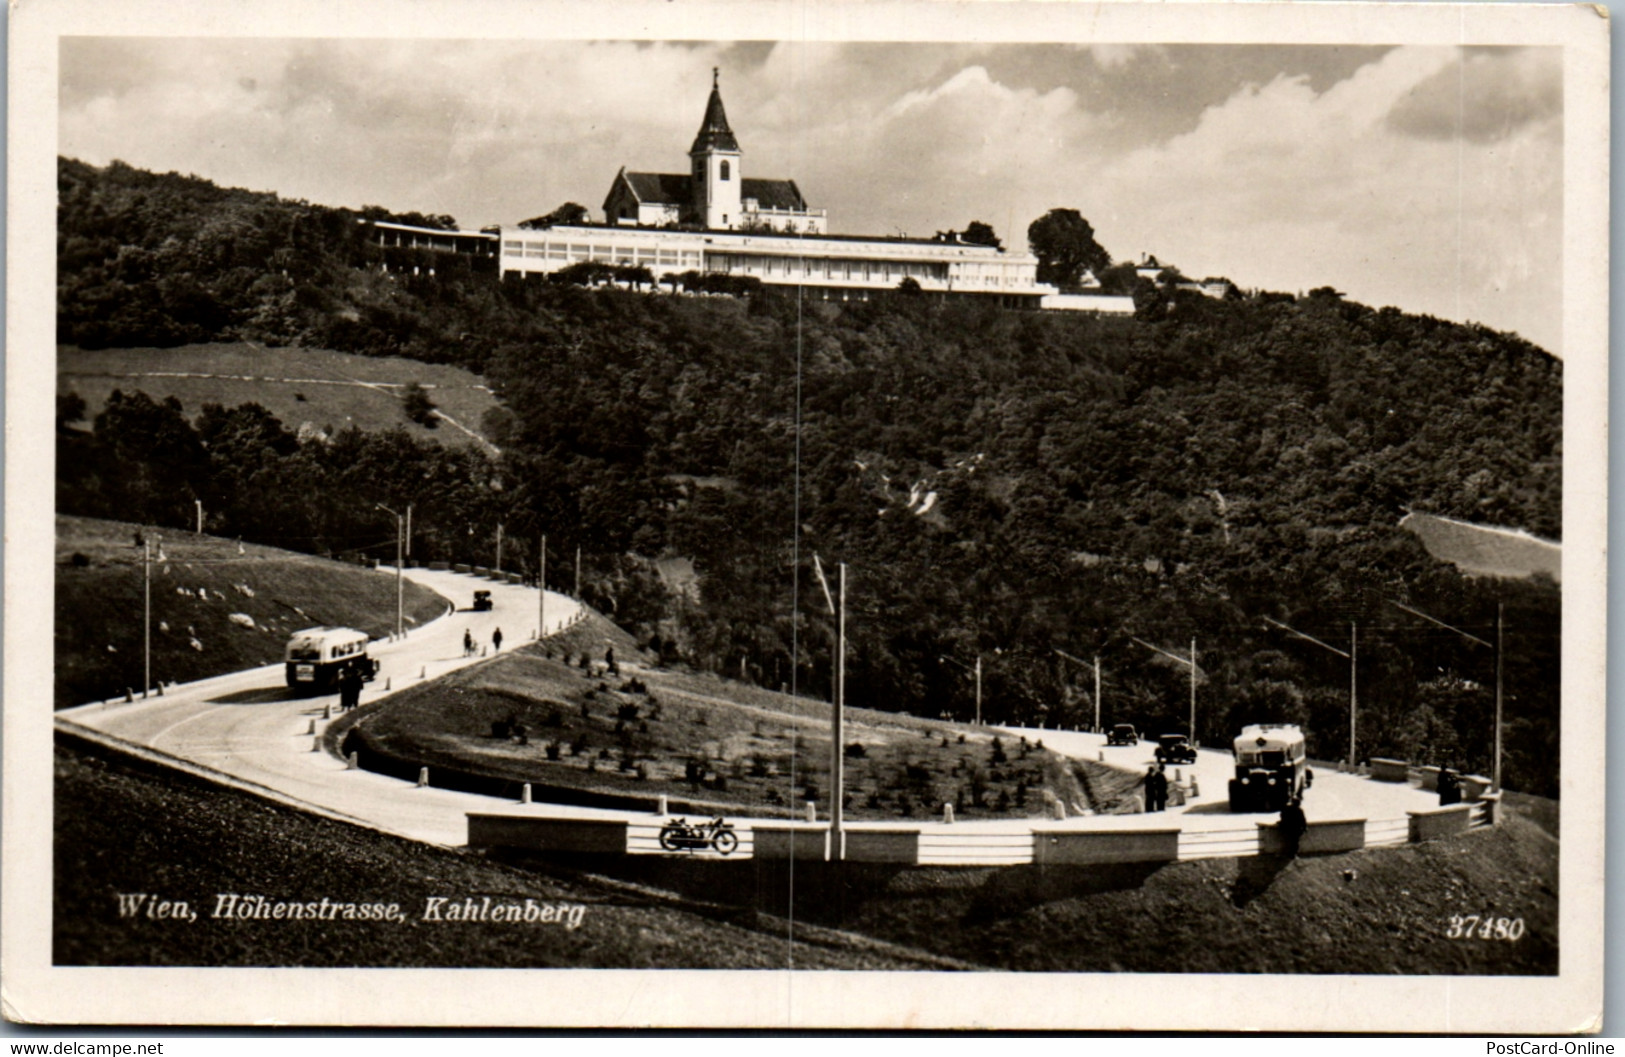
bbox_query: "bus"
[284,626,380,695]
[1228,723,1312,813]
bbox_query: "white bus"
[1228,723,1312,812]
[284,626,380,695]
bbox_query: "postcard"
[4,0,1606,1032]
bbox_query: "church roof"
[690,75,740,154]
[620,171,692,205]
[617,171,808,213]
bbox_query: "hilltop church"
[601,70,827,235]
[372,72,1132,310]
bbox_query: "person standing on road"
[463,629,474,657]
[492,627,504,652]
[1278,796,1307,858]
[338,665,361,712]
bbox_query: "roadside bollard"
[481,647,487,658]
[346,752,359,770]
[417,766,429,788]
[156,683,165,696]
[1174,769,1182,783]
[125,688,134,703]
[1190,777,1200,798]
[419,666,426,680]
[657,795,668,815]
[311,737,320,752]
[307,719,316,735]
[803,801,817,823]
[1098,750,1104,762]
[323,705,332,720]
[522,784,532,804]
[384,677,391,691]
[943,803,955,825]
[1050,800,1066,821]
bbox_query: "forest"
[56,157,1564,795]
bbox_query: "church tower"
[689,68,742,230]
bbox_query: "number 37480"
[1446,915,1525,940]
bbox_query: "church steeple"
[690,67,740,154]
[689,67,742,229]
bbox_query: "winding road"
[60,567,1440,855]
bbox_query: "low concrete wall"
[474,566,490,577]
[506,572,524,585]
[1257,818,1366,856]
[840,829,919,864]
[454,564,471,574]
[1408,804,1474,842]
[467,814,628,853]
[429,561,450,571]
[1416,765,1442,791]
[1460,775,1492,802]
[1370,758,1409,782]
[754,826,831,860]
[1032,828,1179,866]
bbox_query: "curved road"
[61,568,1438,851]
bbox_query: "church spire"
[690,67,740,154]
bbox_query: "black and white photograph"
[3,0,1608,1032]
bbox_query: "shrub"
[996,789,1011,812]
[401,382,438,428]
[545,741,561,761]
[844,742,867,759]
[897,794,913,817]
[70,552,90,567]
[958,734,967,745]
[991,737,1007,764]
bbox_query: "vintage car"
[1154,733,1198,765]
[472,590,493,611]
[1106,723,1139,746]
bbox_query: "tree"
[962,221,1002,249]
[520,203,590,229]
[1027,208,1111,291]
[401,382,439,428]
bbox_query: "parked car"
[1155,733,1197,765]
[1106,723,1139,746]
[472,590,493,611]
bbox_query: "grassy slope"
[53,742,957,969]
[58,343,499,447]
[576,816,1557,975]
[56,515,447,708]
[343,648,1068,821]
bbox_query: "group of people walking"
[463,627,504,657]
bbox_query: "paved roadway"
[60,568,1437,850]
[60,567,589,845]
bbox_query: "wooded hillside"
[56,158,1563,794]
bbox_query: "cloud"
[1386,47,1562,144]
[57,40,1564,353]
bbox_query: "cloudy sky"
[59,39,1563,353]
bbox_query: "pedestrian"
[339,665,361,712]
[1278,796,1308,858]
[1143,765,1162,812]
[605,645,617,676]
[492,627,504,652]
[1154,764,1169,811]
[1438,766,1461,806]
[463,629,474,657]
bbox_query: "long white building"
[495,70,1059,306]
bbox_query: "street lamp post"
[1391,600,1501,790]
[1130,636,1199,743]
[812,554,847,856]
[376,504,404,638]
[1054,647,1101,732]
[1263,615,1357,768]
[939,652,982,726]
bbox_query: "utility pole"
[194,500,203,535]
[1390,599,1498,785]
[975,654,983,727]
[1263,614,1357,767]
[833,562,846,856]
[406,505,413,562]
[495,522,503,574]
[143,537,152,698]
[1350,623,1358,770]
[575,545,581,597]
[1495,602,1504,792]
[376,505,404,637]
[1189,638,1197,745]
[1094,655,1102,732]
[538,535,547,637]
